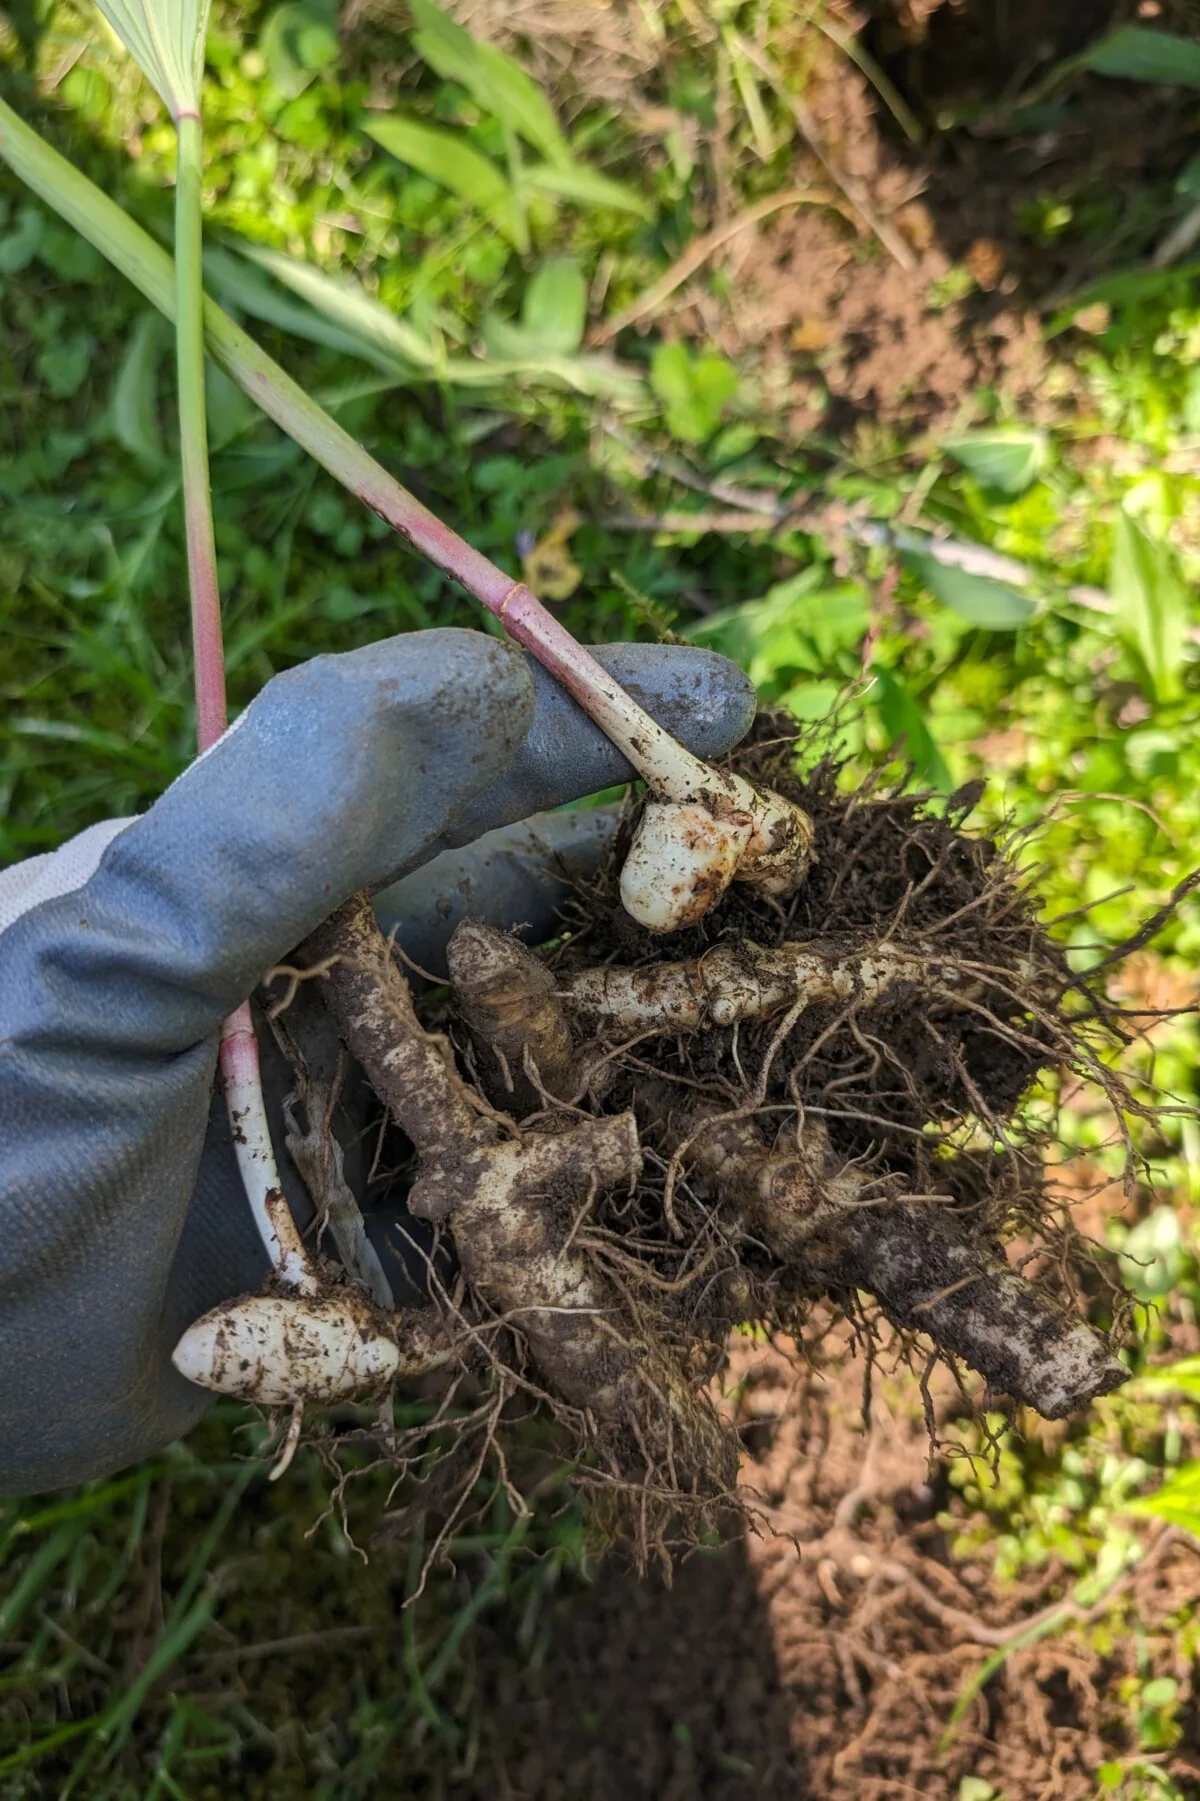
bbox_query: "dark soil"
[419,2,1200,1770]
[649,0,1200,434]
[445,1328,1200,1801]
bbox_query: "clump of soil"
[276,718,1156,1570]
[598,0,1199,435]
[449,1326,1200,1801]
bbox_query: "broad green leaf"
[1080,26,1200,89]
[1125,1459,1200,1534]
[480,311,539,361]
[523,161,651,219]
[409,0,567,163]
[1135,1355,1200,1399]
[521,257,587,355]
[233,242,437,368]
[112,309,166,470]
[1046,261,1200,337]
[910,555,1037,629]
[0,201,44,274]
[1119,1204,1186,1300]
[941,427,1048,495]
[650,341,739,443]
[780,678,844,722]
[1109,508,1187,704]
[37,334,93,398]
[688,571,867,690]
[871,666,953,789]
[364,114,519,243]
[95,0,212,119]
[260,0,339,100]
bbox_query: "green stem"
[174,110,225,753]
[0,95,717,798]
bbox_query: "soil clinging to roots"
[278,718,1155,1566]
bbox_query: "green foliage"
[945,1407,1154,1586]
[111,310,168,471]
[407,0,568,164]
[941,426,1048,496]
[1126,1458,1200,1533]
[907,555,1038,630]
[1075,26,1200,89]
[649,340,740,443]
[869,663,952,789]
[366,111,524,242]
[1109,508,1188,704]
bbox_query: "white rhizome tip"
[172,1292,400,1405]
[618,771,815,934]
[493,594,816,935]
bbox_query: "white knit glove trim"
[0,818,136,935]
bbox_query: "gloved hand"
[0,628,754,1495]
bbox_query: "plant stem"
[169,102,312,1291]
[0,97,720,803]
[174,110,225,755]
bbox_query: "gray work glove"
[0,629,754,1495]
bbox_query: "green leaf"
[205,359,258,449]
[523,161,651,218]
[1046,261,1200,336]
[1109,508,1187,704]
[1125,1459,1200,1533]
[111,310,166,470]
[910,555,1038,630]
[36,334,93,399]
[260,1,339,100]
[1119,1204,1186,1300]
[1079,26,1200,88]
[871,666,953,789]
[780,678,844,722]
[688,571,868,692]
[0,201,44,274]
[409,0,568,163]
[650,341,739,443]
[724,30,776,160]
[203,245,397,366]
[364,114,519,242]
[941,426,1048,495]
[520,257,586,354]
[96,0,213,118]
[1136,1354,1200,1399]
[231,242,437,368]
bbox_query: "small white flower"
[95,0,212,121]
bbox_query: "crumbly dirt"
[583,0,1200,435]
[352,0,1200,434]
[448,1327,1200,1801]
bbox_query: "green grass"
[3,1,1200,1793]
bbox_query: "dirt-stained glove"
[0,628,754,1495]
